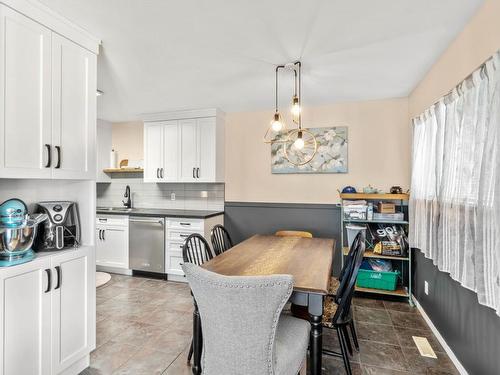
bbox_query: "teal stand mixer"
[0,198,47,267]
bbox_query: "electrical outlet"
[170,192,175,201]
[424,281,429,295]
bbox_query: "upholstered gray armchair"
[182,263,310,375]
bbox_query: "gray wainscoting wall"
[413,250,500,375]
[225,201,500,375]
[224,201,342,275]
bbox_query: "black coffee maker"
[33,201,81,251]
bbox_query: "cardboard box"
[377,202,396,214]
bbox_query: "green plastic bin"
[356,269,400,291]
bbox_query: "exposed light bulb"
[293,131,304,149]
[271,112,283,132]
[291,96,301,117]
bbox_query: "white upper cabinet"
[143,109,225,183]
[179,119,198,182]
[144,122,165,182]
[52,34,96,180]
[0,3,98,180]
[162,121,179,181]
[0,6,52,178]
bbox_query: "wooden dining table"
[191,234,336,375]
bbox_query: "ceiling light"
[293,131,305,149]
[271,112,283,132]
[264,61,317,165]
[291,96,301,117]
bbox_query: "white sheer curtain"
[410,51,500,316]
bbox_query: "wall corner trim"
[412,295,469,375]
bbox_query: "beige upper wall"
[109,0,498,205]
[112,121,144,164]
[409,0,500,117]
[225,98,410,204]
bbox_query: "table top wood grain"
[202,234,336,295]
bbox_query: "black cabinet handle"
[180,223,191,226]
[55,266,61,290]
[196,167,200,178]
[98,229,102,240]
[55,146,61,168]
[192,167,195,179]
[45,269,52,293]
[102,229,105,241]
[156,168,159,178]
[161,168,164,178]
[45,144,51,168]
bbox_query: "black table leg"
[309,314,323,375]
[308,293,324,375]
[192,300,202,375]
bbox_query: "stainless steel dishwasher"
[129,216,165,273]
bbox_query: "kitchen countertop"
[96,207,224,219]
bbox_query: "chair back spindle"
[211,224,233,255]
[182,233,213,265]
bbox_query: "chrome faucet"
[122,185,132,208]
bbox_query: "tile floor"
[82,274,458,375]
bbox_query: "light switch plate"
[170,193,176,201]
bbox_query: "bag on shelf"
[368,223,408,257]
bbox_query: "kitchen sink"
[97,207,135,212]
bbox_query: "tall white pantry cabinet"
[0,1,100,374]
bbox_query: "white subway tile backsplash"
[96,181,224,211]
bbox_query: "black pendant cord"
[275,65,285,113]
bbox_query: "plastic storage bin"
[356,269,399,291]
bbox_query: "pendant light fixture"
[264,61,317,166]
[263,66,287,143]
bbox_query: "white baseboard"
[412,295,468,375]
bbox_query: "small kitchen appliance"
[0,198,48,267]
[34,201,81,251]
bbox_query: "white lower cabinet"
[0,246,95,375]
[95,216,129,271]
[51,249,94,374]
[165,215,223,281]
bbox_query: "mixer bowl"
[0,214,47,258]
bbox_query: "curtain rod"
[412,50,499,120]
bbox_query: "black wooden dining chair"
[210,224,233,256]
[328,232,362,296]
[182,233,214,364]
[322,232,365,375]
[182,233,214,265]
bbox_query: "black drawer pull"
[180,223,191,226]
[55,146,61,168]
[45,269,52,293]
[45,144,51,168]
[55,266,62,290]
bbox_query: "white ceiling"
[39,0,483,122]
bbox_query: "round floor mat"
[96,271,112,288]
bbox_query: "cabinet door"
[97,226,129,269]
[197,117,217,182]
[0,6,52,178]
[0,258,51,375]
[51,247,95,374]
[162,121,179,181]
[52,34,97,180]
[179,119,198,182]
[144,122,163,182]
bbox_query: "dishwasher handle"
[129,217,164,225]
